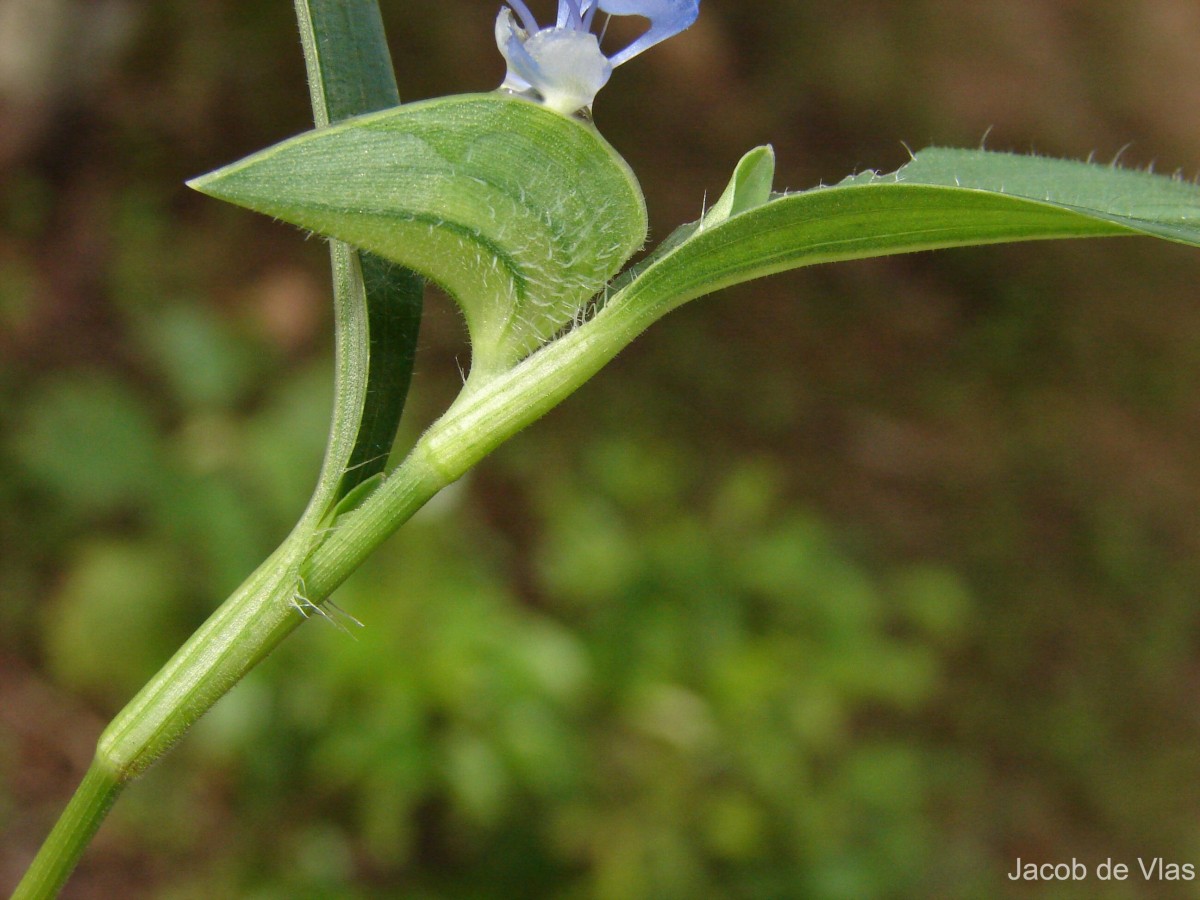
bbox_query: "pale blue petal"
[598,0,700,66]
[505,0,540,33]
[503,28,542,90]
[496,9,535,91]
[556,0,585,29]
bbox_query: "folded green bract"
[191,94,645,378]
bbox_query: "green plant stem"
[12,763,123,900]
[100,276,661,783]
[89,290,655,777]
[14,2,415,895]
[303,281,660,595]
[12,240,657,896]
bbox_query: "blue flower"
[496,0,700,114]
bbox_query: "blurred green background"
[3,1,1200,897]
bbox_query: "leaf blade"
[294,0,423,504]
[190,94,647,373]
[296,0,400,126]
[612,148,1200,320]
[891,148,1200,244]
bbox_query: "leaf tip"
[184,167,233,202]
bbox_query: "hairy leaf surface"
[612,147,1200,319]
[191,94,647,375]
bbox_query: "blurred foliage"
[176,446,971,898]
[2,0,1200,897]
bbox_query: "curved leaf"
[612,146,1200,320]
[190,94,647,376]
[893,148,1200,244]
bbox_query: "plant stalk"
[11,763,123,900]
[11,247,659,896]
[13,1,414,894]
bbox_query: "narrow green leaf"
[295,0,424,501]
[889,148,1200,245]
[189,94,647,376]
[296,0,400,127]
[609,147,1200,322]
[338,253,421,497]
